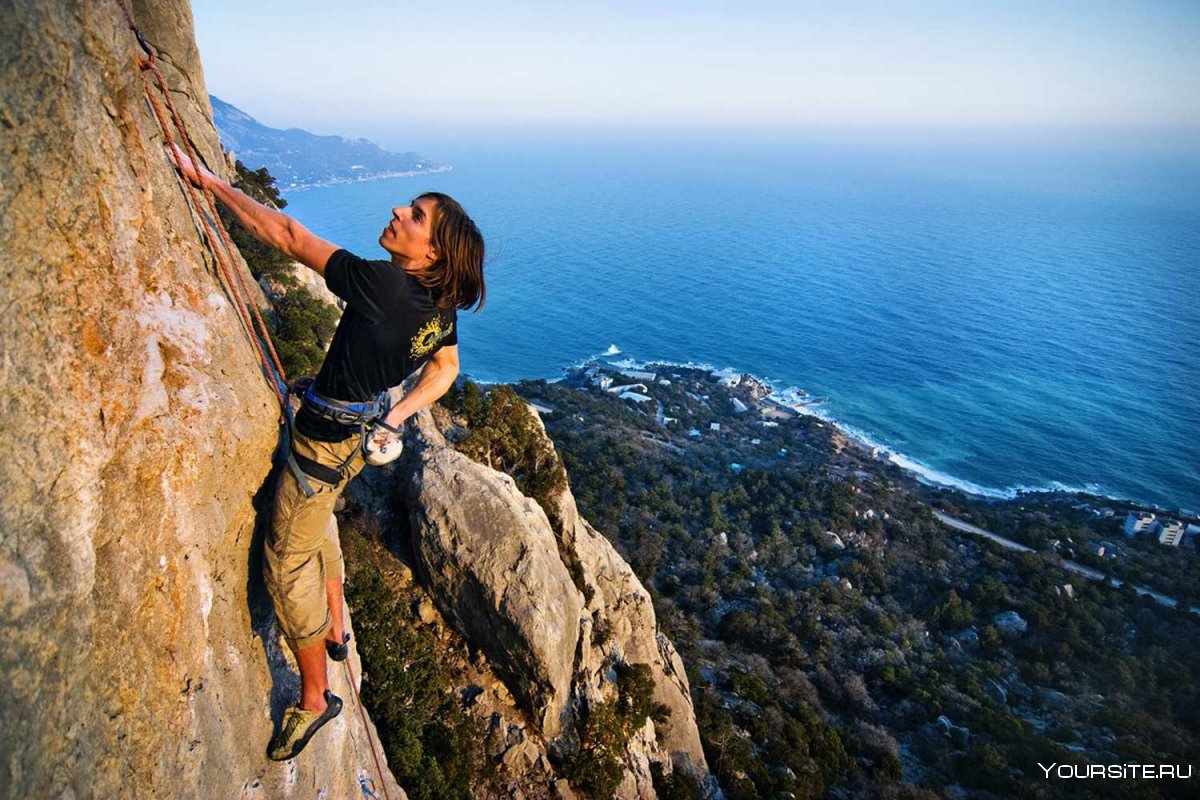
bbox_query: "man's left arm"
[382,345,460,428]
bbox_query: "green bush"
[266,287,340,378]
[341,526,489,799]
[933,589,975,632]
[564,661,670,798]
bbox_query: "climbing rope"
[112,5,395,798]
[113,0,288,410]
[343,656,393,800]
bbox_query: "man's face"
[379,197,437,265]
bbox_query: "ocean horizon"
[279,129,1200,515]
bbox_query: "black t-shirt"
[296,248,457,441]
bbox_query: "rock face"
[0,2,403,797]
[403,422,586,739]
[399,384,718,797]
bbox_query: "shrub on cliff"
[341,522,489,799]
[564,661,671,798]
[442,381,568,524]
[267,285,340,378]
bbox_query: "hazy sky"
[192,0,1199,137]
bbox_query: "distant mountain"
[209,95,447,189]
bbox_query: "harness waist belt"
[301,385,389,426]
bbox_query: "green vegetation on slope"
[218,159,340,378]
[341,516,491,800]
[508,364,1200,800]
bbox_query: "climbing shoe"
[326,631,351,662]
[267,690,343,761]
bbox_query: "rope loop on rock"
[114,0,290,411]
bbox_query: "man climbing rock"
[170,144,486,761]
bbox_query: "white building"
[731,397,749,414]
[618,391,653,403]
[1157,520,1185,547]
[1124,512,1156,537]
[606,382,647,395]
[621,370,657,381]
[711,368,741,387]
[588,372,613,389]
[709,422,721,432]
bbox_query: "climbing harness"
[284,378,404,499]
[112,4,394,797]
[300,382,405,468]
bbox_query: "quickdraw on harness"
[284,377,405,499]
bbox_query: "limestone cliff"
[0,2,404,797]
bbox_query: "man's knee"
[263,545,332,653]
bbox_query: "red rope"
[142,59,290,398]
[343,657,394,800]
[133,54,287,409]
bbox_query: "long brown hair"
[407,192,486,313]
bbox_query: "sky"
[192,0,1199,142]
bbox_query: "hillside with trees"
[498,363,1200,799]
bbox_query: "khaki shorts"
[263,425,367,654]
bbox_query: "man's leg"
[321,515,347,649]
[296,640,329,712]
[264,445,344,713]
[326,577,346,647]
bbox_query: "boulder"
[397,386,718,797]
[400,404,584,739]
[993,610,1028,638]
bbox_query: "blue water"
[281,130,1200,514]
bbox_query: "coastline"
[284,165,453,192]
[467,347,1195,521]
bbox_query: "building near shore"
[584,368,613,390]
[711,368,741,387]
[618,391,652,403]
[1124,511,1156,537]
[1158,520,1185,547]
[606,382,648,395]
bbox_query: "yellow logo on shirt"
[411,315,454,359]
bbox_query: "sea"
[280,126,1200,515]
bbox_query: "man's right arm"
[169,144,337,276]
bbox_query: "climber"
[168,143,486,761]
